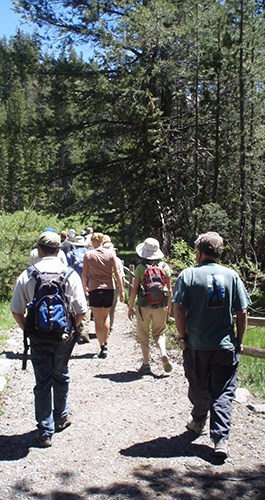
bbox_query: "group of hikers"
[10,228,250,460]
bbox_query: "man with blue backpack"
[128,237,173,375]
[11,231,87,448]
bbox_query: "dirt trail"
[0,302,264,500]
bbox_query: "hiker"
[60,230,74,255]
[173,231,250,459]
[84,226,93,248]
[29,227,67,266]
[103,241,125,332]
[82,232,125,359]
[127,237,173,374]
[66,235,90,343]
[69,228,76,242]
[10,231,87,448]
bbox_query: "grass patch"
[238,326,265,399]
[166,321,265,399]
[0,301,16,332]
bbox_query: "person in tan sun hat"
[128,237,173,375]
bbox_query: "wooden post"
[128,264,135,297]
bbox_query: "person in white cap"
[128,237,173,374]
[10,231,87,448]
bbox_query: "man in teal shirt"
[173,232,250,459]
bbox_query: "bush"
[0,210,66,300]
[170,238,196,274]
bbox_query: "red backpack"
[141,264,168,306]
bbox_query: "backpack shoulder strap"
[27,265,40,280]
[62,267,75,284]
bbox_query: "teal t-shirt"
[173,261,250,350]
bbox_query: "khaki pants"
[135,305,167,346]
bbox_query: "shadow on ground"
[8,463,265,499]
[0,431,36,460]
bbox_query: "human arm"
[75,312,87,327]
[12,312,26,331]
[128,276,141,320]
[174,303,187,351]
[113,258,125,302]
[166,275,172,317]
[235,309,248,352]
[81,253,89,294]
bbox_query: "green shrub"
[0,210,67,300]
[170,238,196,274]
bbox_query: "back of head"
[195,232,223,259]
[37,231,61,255]
[102,234,111,245]
[60,230,68,241]
[91,232,104,246]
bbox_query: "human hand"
[128,306,134,320]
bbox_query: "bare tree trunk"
[239,0,246,257]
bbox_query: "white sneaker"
[214,438,228,458]
[186,415,207,435]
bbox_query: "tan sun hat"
[73,236,87,247]
[136,237,164,259]
[37,232,61,249]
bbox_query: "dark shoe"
[138,362,151,375]
[96,349,107,359]
[215,438,228,459]
[79,334,90,344]
[186,416,207,435]
[35,435,52,447]
[55,414,72,433]
[161,355,173,373]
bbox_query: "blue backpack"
[25,266,74,343]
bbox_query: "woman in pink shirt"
[82,232,124,358]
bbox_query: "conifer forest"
[0,1,264,265]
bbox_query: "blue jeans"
[30,339,74,439]
[183,347,240,443]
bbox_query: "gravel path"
[0,303,264,499]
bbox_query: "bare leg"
[92,307,111,347]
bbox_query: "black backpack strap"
[23,266,40,370]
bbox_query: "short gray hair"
[195,232,223,258]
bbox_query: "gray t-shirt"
[173,261,250,350]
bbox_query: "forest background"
[0,0,265,303]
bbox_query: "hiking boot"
[186,415,207,435]
[79,334,90,344]
[138,362,151,375]
[214,438,228,459]
[35,435,52,448]
[55,414,72,433]
[161,355,173,373]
